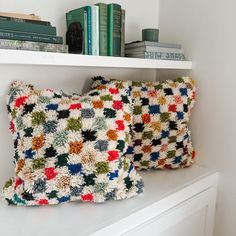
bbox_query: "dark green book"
[84,6,92,55]
[66,7,88,54]
[0,29,63,44]
[96,3,107,56]
[0,16,51,26]
[108,3,121,57]
[120,9,125,57]
[0,19,56,35]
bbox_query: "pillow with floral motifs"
[91,76,196,170]
[2,80,143,206]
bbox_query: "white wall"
[0,0,159,187]
[159,1,236,235]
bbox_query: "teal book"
[96,3,107,56]
[108,4,121,57]
[66,7,88,54]
[0,19,56,35]
[120,9,125,57]
[91,6,99,55]
[84,6,92,55]
[0,29,63,44]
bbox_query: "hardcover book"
[96,3,107,56]
[0,29,63,44]
[125,41,182,49]
[84,6,92,55]
[0,19,56,35]
[91,5,99,55]
[0,15,51,26]
[120,9,125,57]
[126,51,186,60]
[125,46,184,54]
[0,12,41,20]
[108,3,121,56]
[0,38,68,53]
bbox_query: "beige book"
[0,12,41,20]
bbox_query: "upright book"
[66,7,88,54]
[108,3,121,57]
[91,5,99,55]
[120,9,125,57]
[96,3,107,56]
[0,19,56,35]
[84,6,92,55]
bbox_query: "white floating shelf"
[0,49,192,69]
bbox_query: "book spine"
[66,8,87,54]
[91,6,99,55]
[0,12,40,20]
[125,42,182,49]
[0,38,68,53]
[83,11,88,55]
[0,29,63,44]
[125,47,184,54]
[85,6,92,55]
[120,9,125,57]
[0,16,51,26]
[144,51,186,60]
[96,3,107,56]
[108,4,121,56]
[0,19,56,35]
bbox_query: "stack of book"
[125,41,186,61]
[66,3,125,57]
[0,12,68,53]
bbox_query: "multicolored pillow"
[2,80,143,206]
[91,76,196,170]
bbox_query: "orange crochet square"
[92,100,104,109]
[142,114,151,123]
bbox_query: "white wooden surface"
[0,165,218,236]
[0,49,192,69]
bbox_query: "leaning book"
[0,38,68,53]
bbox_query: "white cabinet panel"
[124,187,216,236]
[160,208,206,236]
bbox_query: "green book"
[84,6,92,55]
[0,19,56,35]
[120,9,125,57]
[96,3,107,56]
[108,3,121,57]
[0,29,63,44]
[66,7,88,54]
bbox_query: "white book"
[125,46,184,54]
[91,6,99,56]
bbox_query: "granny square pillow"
[2,80,143,206]
[91,76,196,170]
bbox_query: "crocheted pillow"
[2,80,143,206]
[91,76,196,170]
